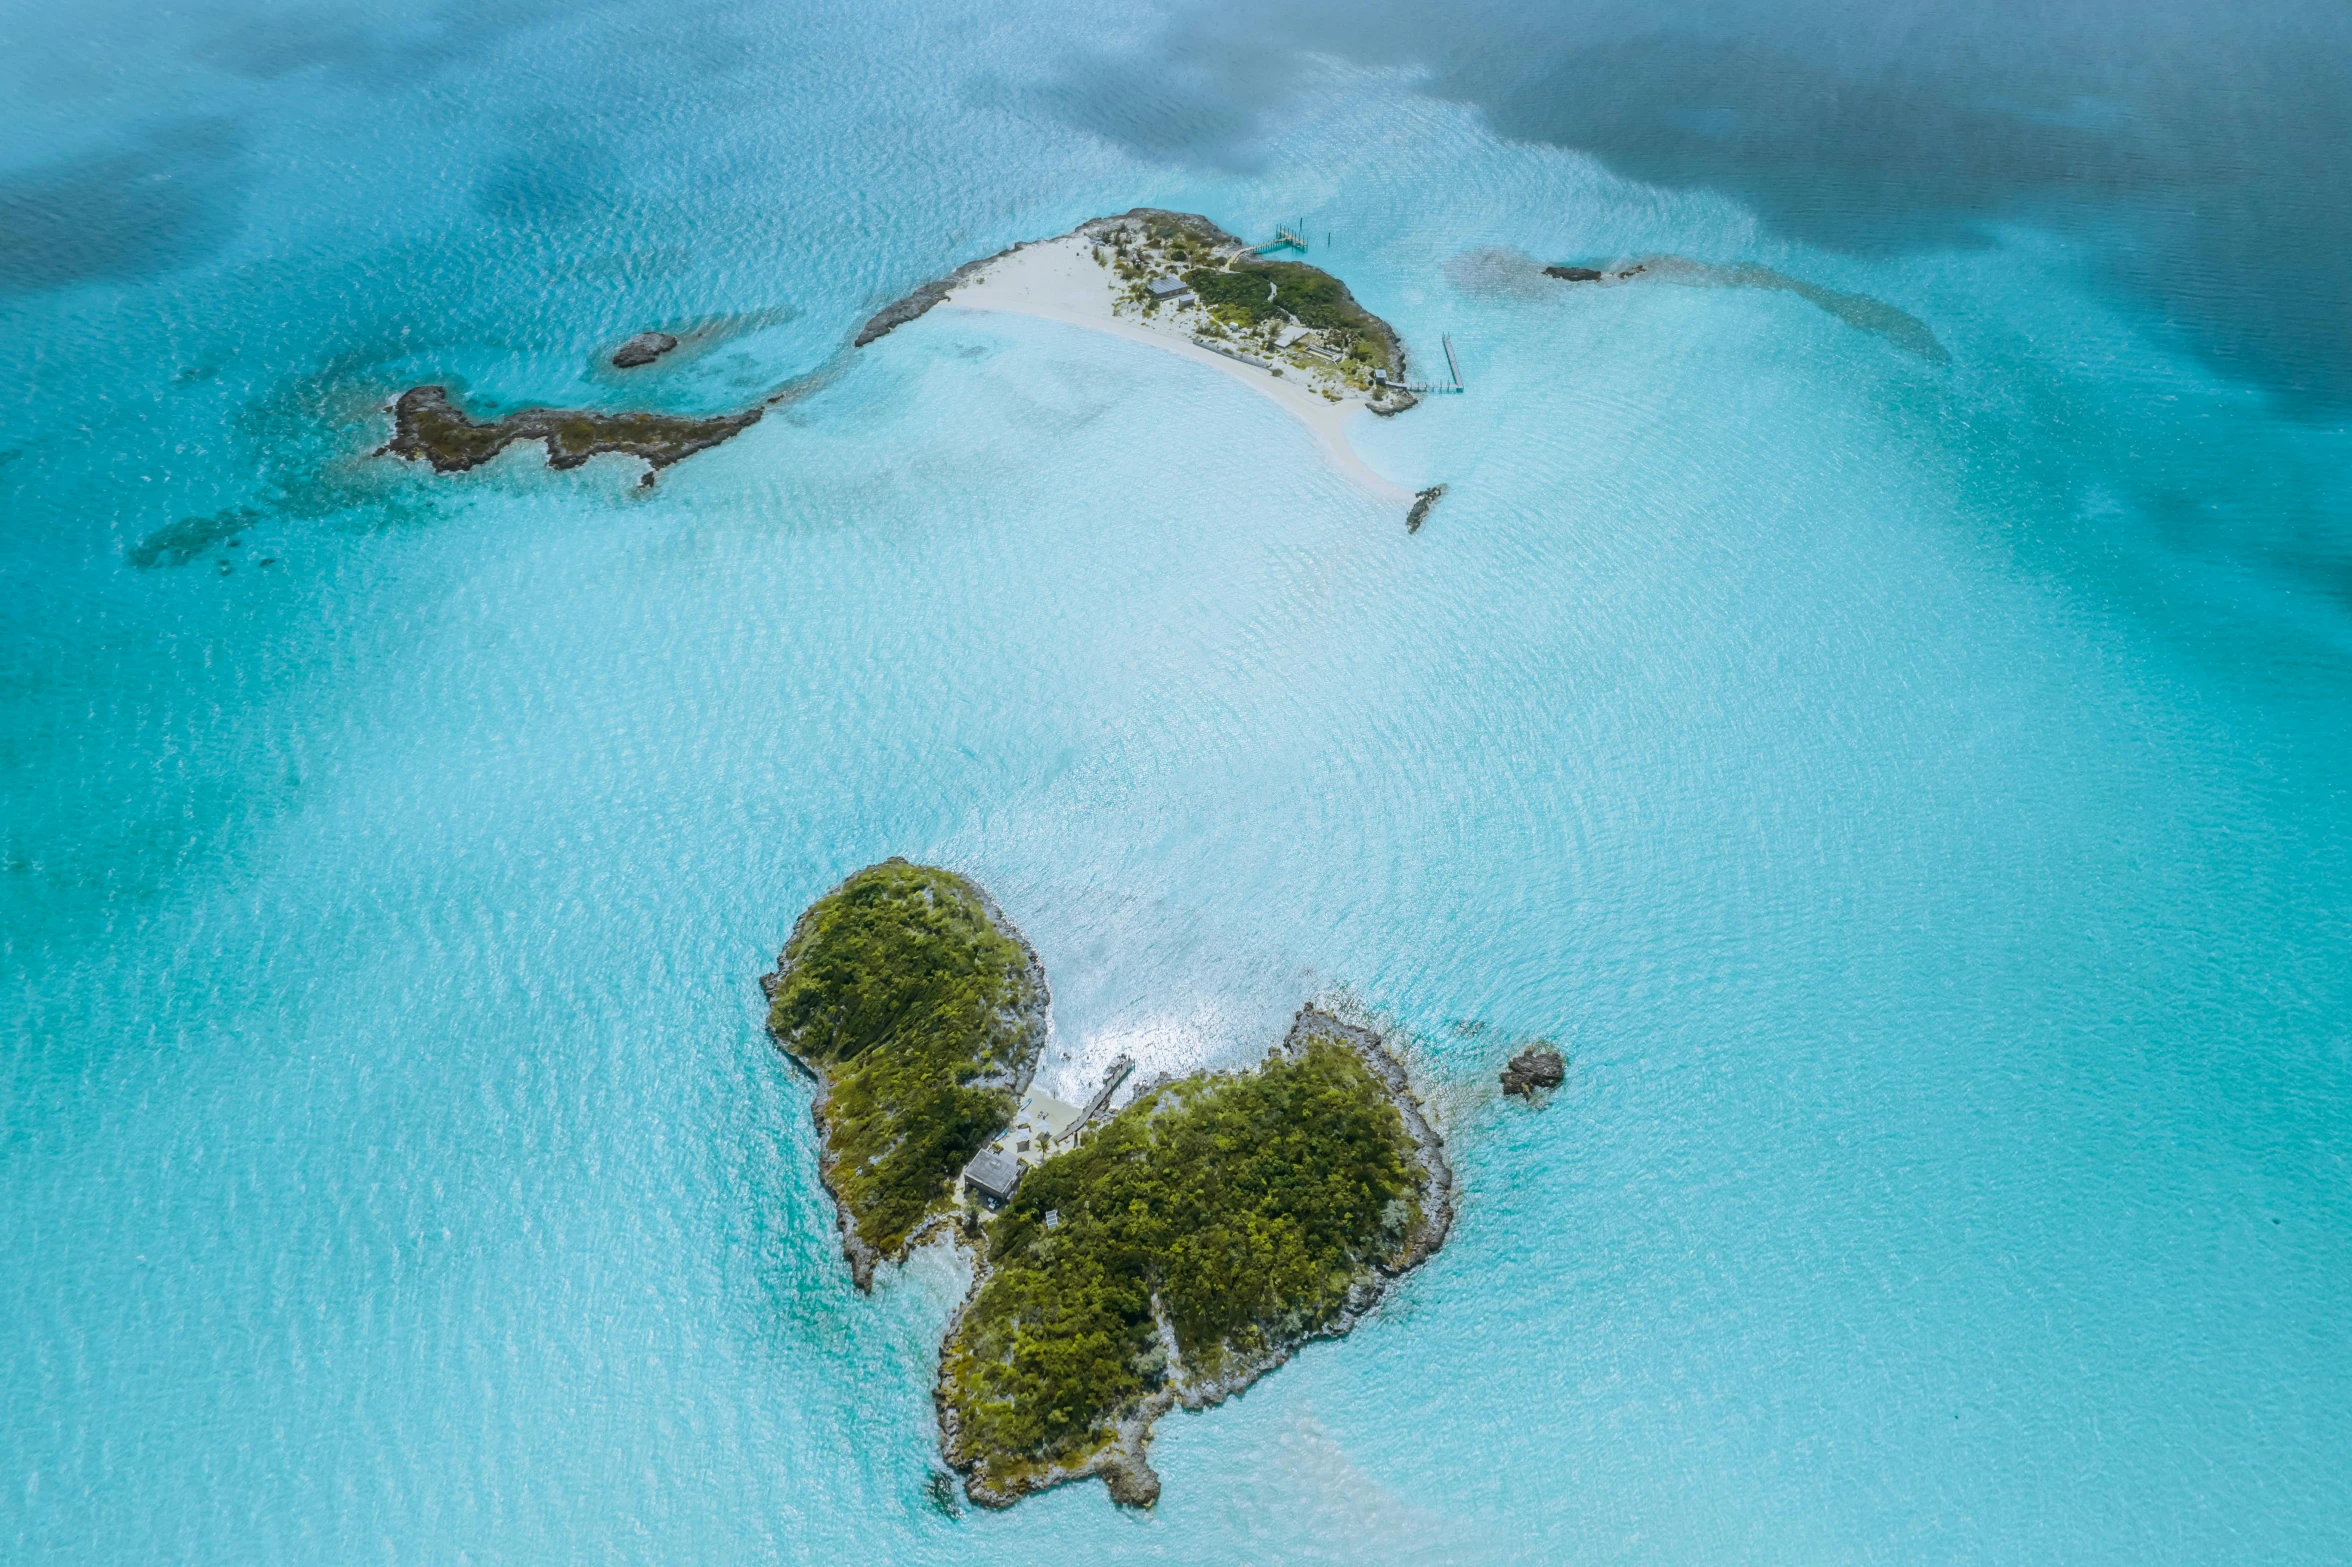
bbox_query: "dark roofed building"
[962,1145,1021,1206]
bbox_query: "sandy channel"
[938,234,1415,507]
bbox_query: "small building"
[961,1145,1021,1207]
[1146,275,1193,305]
[1275,325,1311,349]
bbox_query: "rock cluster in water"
[1500,1042,1566,1098]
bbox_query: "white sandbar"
[937,234,1414,507]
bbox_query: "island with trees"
[760,859,1051,1288]
[761,862,1453,1509]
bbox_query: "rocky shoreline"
[760,868,1051,1291]
[938,1003,1454,1510]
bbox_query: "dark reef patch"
[1545,253,1948,362]
[0,117,248,294]
[128,507,262,570]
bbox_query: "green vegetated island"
[760,859,1052,1288]
[761,859,1454,1510]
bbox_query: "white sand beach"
[938,233,1415,506]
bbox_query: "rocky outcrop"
[1407,484,1446,533]
[610,331,679,368]
[1543,265,1606,282]
[1500,1043,1566,1098]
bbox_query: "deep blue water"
[4,1,2349,1561]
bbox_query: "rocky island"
[380,385,762,486]
[940,1004,1452,1508]
[762,861,1452,1510]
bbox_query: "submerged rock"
[609,330,679,369]
[1543,265,1605,282]
[1500,1043,1566,1098]
[127,505,261,569]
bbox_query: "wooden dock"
[1401,334,1467,394]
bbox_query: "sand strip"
[937,235,1414,507]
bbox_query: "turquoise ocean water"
[5,1,2349,1560]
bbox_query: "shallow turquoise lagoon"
[4,0,2349,1561]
